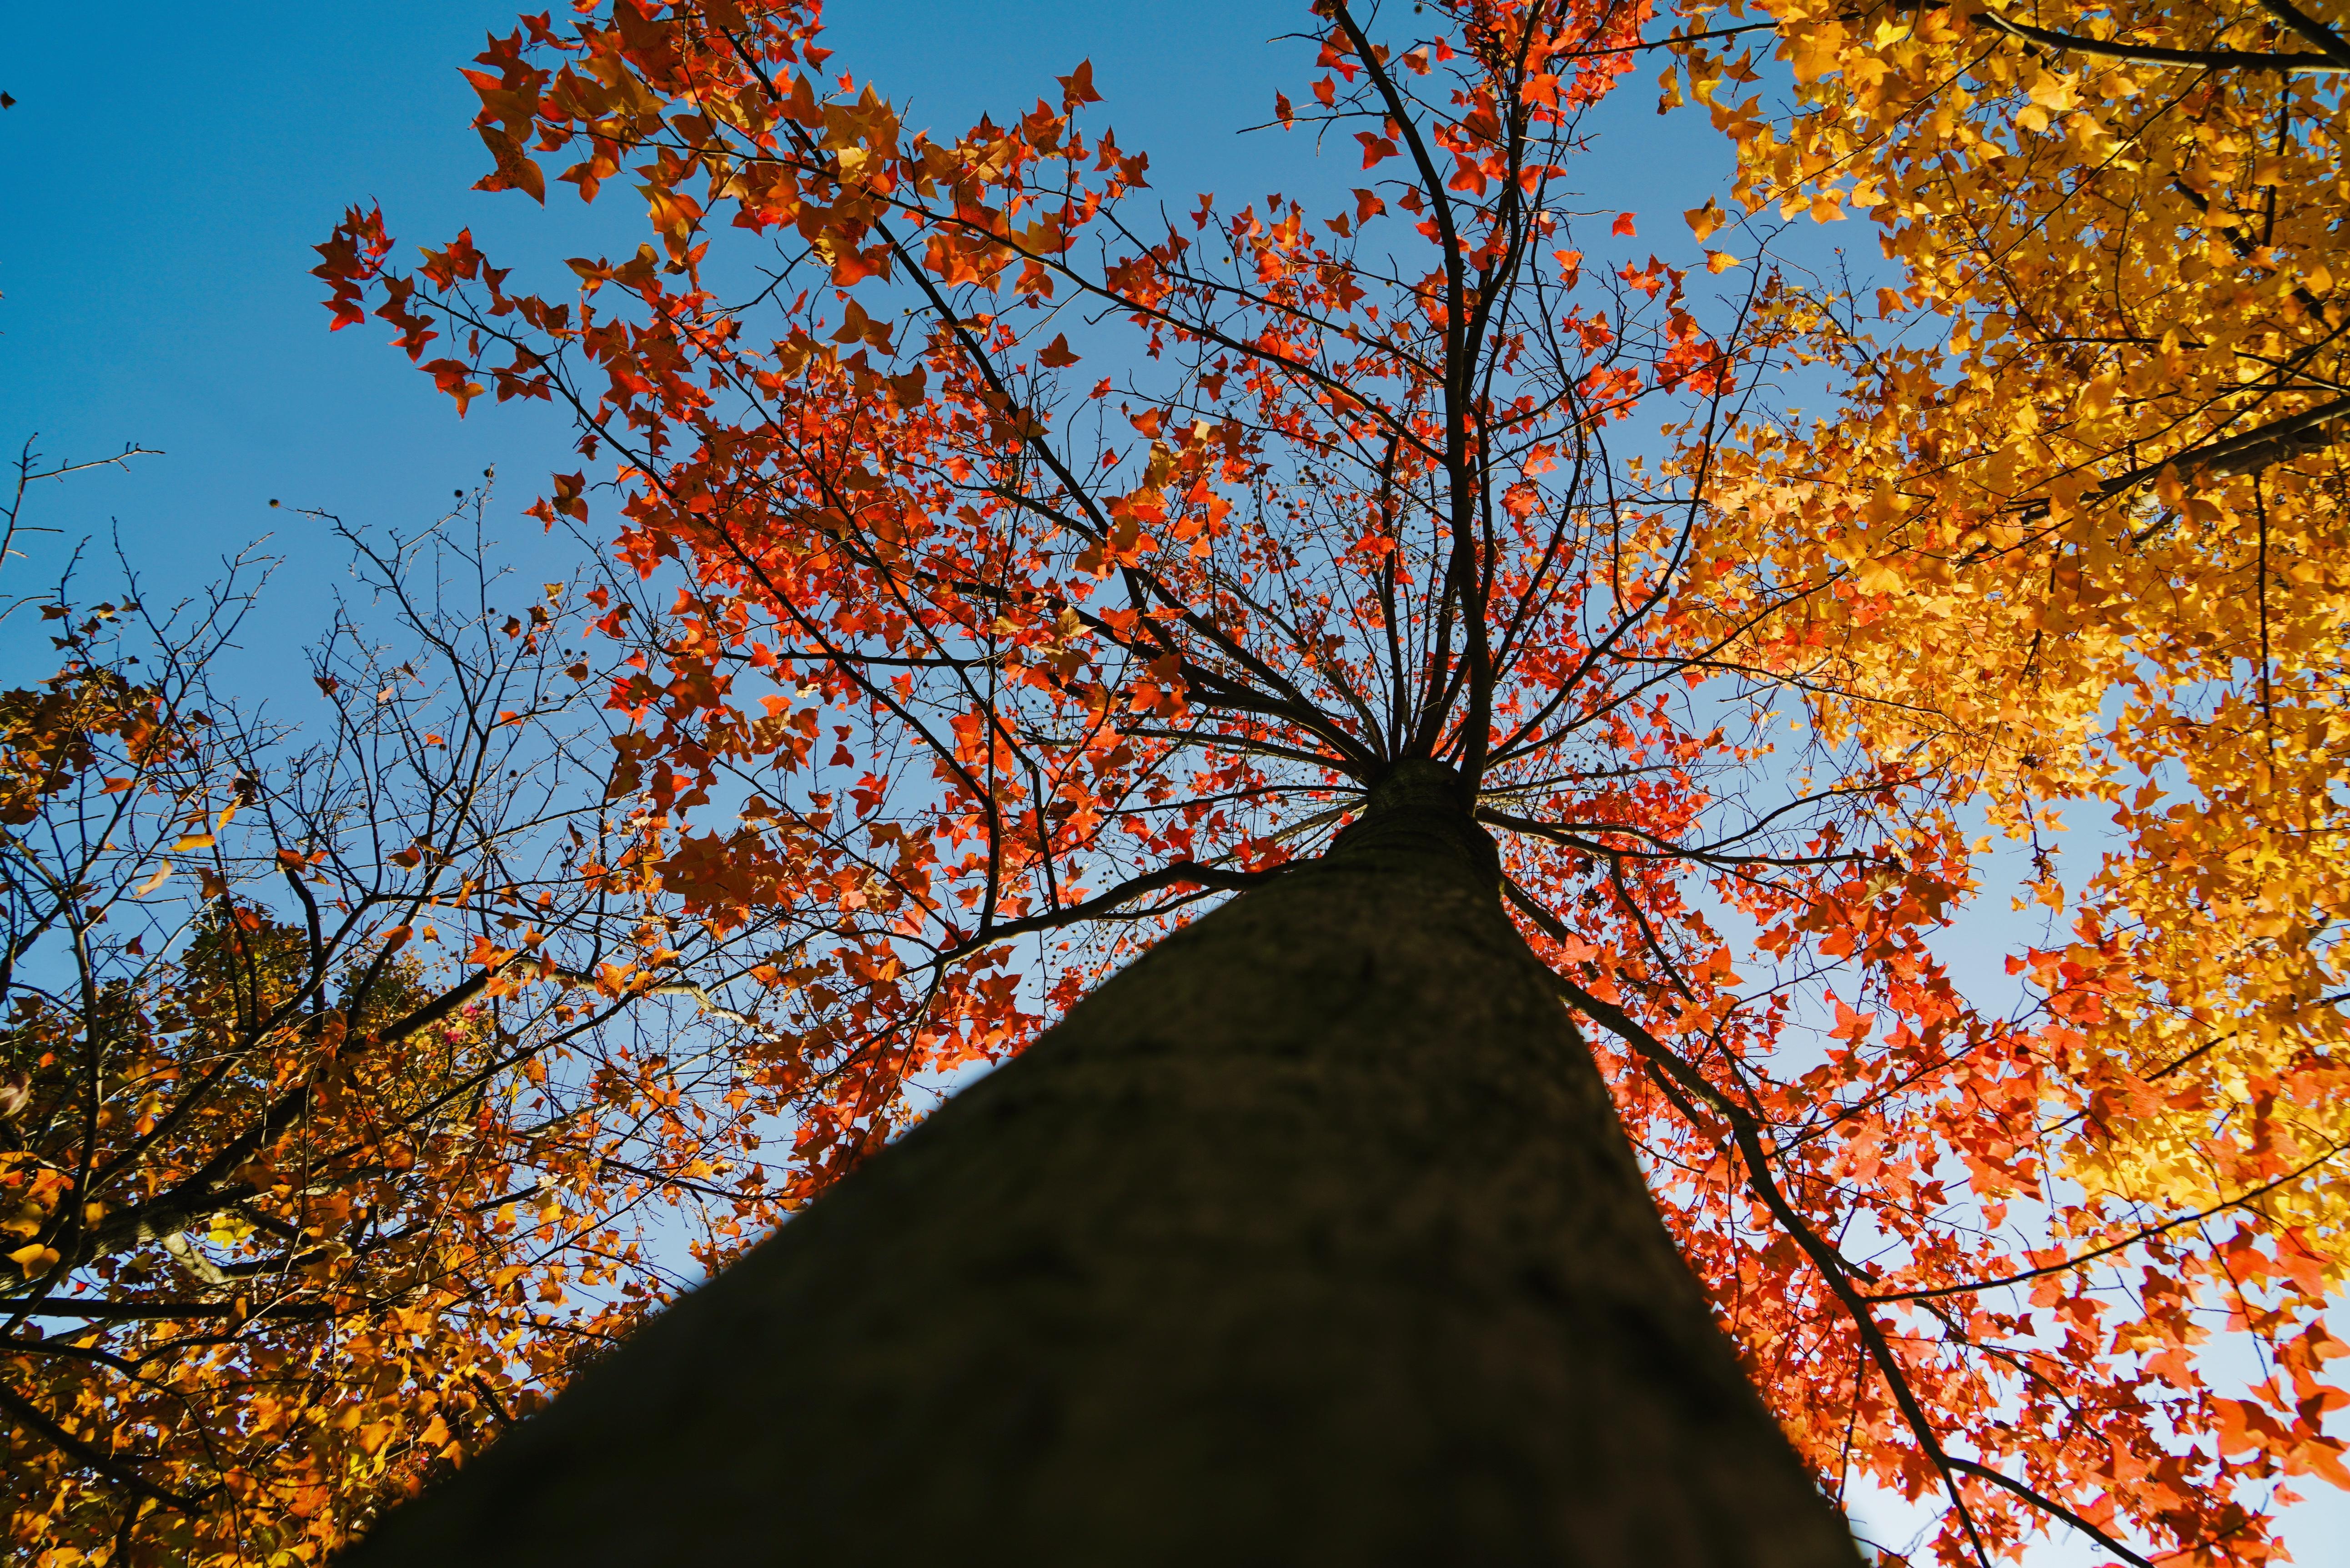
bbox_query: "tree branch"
[1974,10,2348,72]
[0,1378,210,1512]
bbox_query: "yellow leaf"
[9,1243,59,1276]
[173,832,216,851]
[1852,556,1905,594]
[2025,70,2079,112]
[134,860,173,895]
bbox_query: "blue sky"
[0,0,1734,665]
[2,0,1321,618]
[2,3,2341,1561]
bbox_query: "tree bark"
[346,762,1862,1566]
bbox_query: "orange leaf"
[1057,59,1102,109]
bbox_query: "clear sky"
[2,4,2341,1562]
[0,0,1722,670]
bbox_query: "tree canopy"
[6,0,2348,1563]
[2,501,796,1563]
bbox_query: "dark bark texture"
[347,763,1861,1566]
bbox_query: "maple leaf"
[1057,58,1103,110]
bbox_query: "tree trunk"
[347,763,1861,1566]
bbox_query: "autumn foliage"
[7,0,2350,1562]
[2,508,804,1563]
[1660,0,2350,1551]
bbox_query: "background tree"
[299,0,2350,1563]
[0,475,823,1565]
